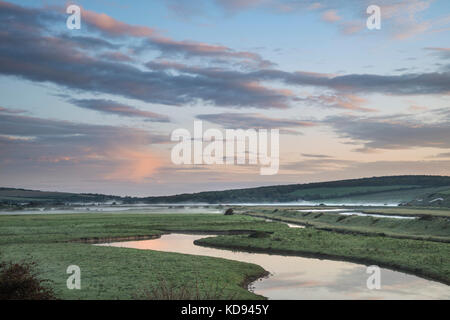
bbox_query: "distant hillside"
[142,175,450,205]
[407,188,450,207]
[2,175,450,207]
[0,188,121,205]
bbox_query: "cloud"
[393,21,431,40]
[430,152,450,158]
[214,0,268,12]
[81,6,274,68]
[281,157,450,179]
[162,0,352,15]
[0,112,167,182]
[282,158,354,173]
[408,105,428,112]
[59,34,120,50]
[339,20,366,34]
[298,93,377,112]
[425,47,450,60]
[324,112,450,151]
[322,10,341,23]
[157,62,450,96]
[143,61,295,108]
[69,99,170,122]
[82,9,158,38]
[301,153,333,158]
[99,51,135,63]
[0,106,26,114]
[146,60,450,105]
[162,0,448,40]
[196,113,316,131]
[0,2,286,109]
[287,71,450,96]
[1,1,448,115]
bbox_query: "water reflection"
[98,233,450,300]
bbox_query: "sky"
[0,0,449,196]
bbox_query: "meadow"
[0,209,449,299]
[0,213,279,299]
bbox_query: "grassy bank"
[361,207,450,218]
[0,213,283,245]
[243,208,450,242]
[196,227,450,285]
[0,242,267,299]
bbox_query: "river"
[98,233,450,300]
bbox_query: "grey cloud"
[1,1,448,115]
[0,106,27,114]
[0,112,166,146]
[0,112,168,183]
[137,39,275,69]
[0,2,288,109]
[164,0,375,14]
[324,113,450,151]
[301,153,333,158]
[148,60,450,98]
[425,47,450,60]
[69,99,170,122]
[196,113,316,130]
[280,158,450,180]
[282,158,353,173]
[59,34,120,50]
[429,152,450,158]
[79,4,275,68]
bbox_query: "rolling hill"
[1,175,450,207]
[141,175,450,205]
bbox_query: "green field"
[0,209,449,299]
[0,213,281,299]
[242,207,450,242]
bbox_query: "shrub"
[248,231,270,238]
[0,260,56,300]
[224,208,234,215]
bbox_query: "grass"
[0,213,284,245]
[243,208,450,242]
[0,242,267,300]
[0,213,281,300]
[361,207,450,218]
[0,210,449,299]
[135,276,239,300]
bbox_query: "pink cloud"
[82,9,157,38]
[322,10,341,23]
[81,7,272,67]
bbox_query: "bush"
[224,208,234,215]
[248,231,270,238]
[0,260,56,300]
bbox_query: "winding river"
[99,233,450,300]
